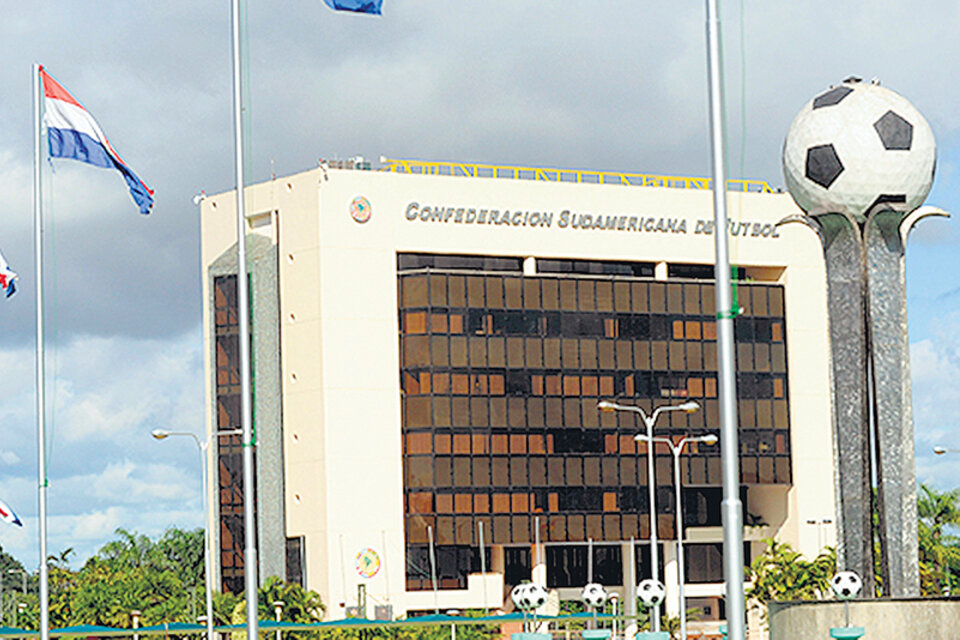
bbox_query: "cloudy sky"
[1,1,959,568]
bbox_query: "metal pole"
[200,439,215,640]
[33,61,51,640]
[674,443,687,640]
[587,537,594,584]
[230,0,258,637]
[1,570,4,625]
[704,2,745,638]
[645,415,660,632]
[478,521,488,614]
[428,526,439,614]
[534,516,541,583]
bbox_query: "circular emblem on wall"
[355,547,380,578]
[349,196,372,223]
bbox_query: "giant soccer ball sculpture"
[831,571,863,601]
[780,77,946,598]
[783,77,935,220]
[637,579,666,609]
[581,583,608,609]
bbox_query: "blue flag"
[322,0,382,14]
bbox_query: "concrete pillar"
[523,256,537,275]
[491,545,505,575]
[531,543,547,586]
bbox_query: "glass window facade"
[398,258,790,589]
[214,274,257,594]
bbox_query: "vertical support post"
[587,537,594,584]
[624,538,637,640]
[675,446,687,640]
[781,212,875,594]
[644,415,660,632]
[33,61,51,640]
[864,211,920,596]
[704,3,746,638]
[230,0,258,637]
[478,521,488,615]
[199,441,215,640]
[428,526,439,614]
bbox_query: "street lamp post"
[598,399,700,632]
[152,427,242,640]
[636,433,718,640]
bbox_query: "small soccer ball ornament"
[524,583,548,611]
[637,578,666,609]
[510,583,529,611]
[831,570,863,600]
[782,77,935,220]
[581,582,608,608]
[511,583,547,612]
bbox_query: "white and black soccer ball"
[511,583,547,612]
[510,583,530,611]
[637,579,666,609]
[581,582,608,608]
[831,571,863,600]
[524,583,548,610]
[782,77,936,221]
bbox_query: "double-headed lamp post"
[636,433,718,640]
[597,399,700,632]
[152,428,242,640]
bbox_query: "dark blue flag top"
[322,0,382,14]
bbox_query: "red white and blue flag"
[0,249,17,298]
[40,67,154,215]
[322,0,382,14]
[0,497,22,527]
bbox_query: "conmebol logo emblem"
[350,196,372,223]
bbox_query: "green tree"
[19,527,206,629]
[747,539,835,608]
[917,483,960,595]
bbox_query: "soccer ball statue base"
[829,627,865,640]
[510,634,550,640]
[634,632,669,639]
[581,630,611,639]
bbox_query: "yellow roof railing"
[379,157,776,193]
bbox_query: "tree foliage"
[12,527,324,631]
[917,483,960,595]
[746,538,836,605]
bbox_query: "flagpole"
[230,1,259,638]
[32,62,51,640]
[704,3,746,640]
